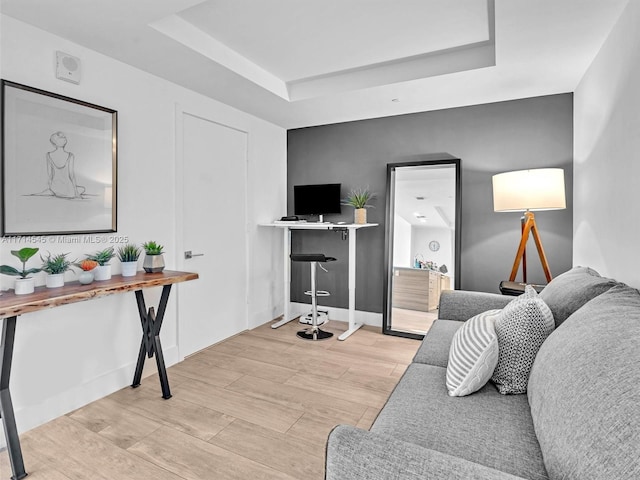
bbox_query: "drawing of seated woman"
[33,131,86,199]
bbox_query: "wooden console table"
[0,270,198,480]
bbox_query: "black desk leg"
[0,316,27,480]
[131,285,173,399]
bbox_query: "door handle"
[184,250,205,260]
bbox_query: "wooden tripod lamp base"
[508,211,552,283]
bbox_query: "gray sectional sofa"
[325,267,640,479]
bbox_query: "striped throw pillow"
[446,309,501,397]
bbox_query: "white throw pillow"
[446,309,501,397]
[491,285,555,395]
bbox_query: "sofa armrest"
[326,425,524,480]
[437,290,512,322]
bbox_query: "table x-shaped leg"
[0,316,27,480]
[131,285,172,399]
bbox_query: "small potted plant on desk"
[86,246,116,281]
[342,187,375,224]
[142,241,165,273]
[0,247,42,295]
[118,244,141,277]
[41,252,74,288]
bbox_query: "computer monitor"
[294,183,341,221]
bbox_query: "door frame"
[174,103,250,358]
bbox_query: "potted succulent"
[41,252,74,288]
[142,241,165,273]
[76,259,99,285]
[342,187,375,224]
[86,246,116,281]
[117,244,141,277]
[0,247,42,295]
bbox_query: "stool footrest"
[304,290,330,297]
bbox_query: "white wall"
[573,0,640,287]
[392,214,412,267]
[0,14,285,442]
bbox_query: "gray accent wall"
[288,94,573,313]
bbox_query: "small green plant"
[86,246,115,266]
[41,252,74,275]
[117,244,141,262]
[142,241,164,255]
[342,187,376,209]
[0,247,42,278]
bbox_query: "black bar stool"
[291,253,336,341]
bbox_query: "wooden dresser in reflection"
[392,267,451,312]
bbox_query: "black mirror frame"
[382,155,462,339]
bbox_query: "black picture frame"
[1,80,117,236]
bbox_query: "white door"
[178,111,248,357]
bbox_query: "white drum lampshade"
[493,168,566,212]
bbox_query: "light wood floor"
[391,308,438,335]
[0,319,420,480]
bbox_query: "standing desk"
[263,222,377,340]
[0,270,198,480]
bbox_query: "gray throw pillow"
[539,266,618,326]
[491,286,554,394]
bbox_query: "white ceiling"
[0,0,628,129]
[176,0,491,81]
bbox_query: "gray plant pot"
[143,254,165,273]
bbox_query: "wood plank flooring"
[0,319,420,480]
[391,308,438,335]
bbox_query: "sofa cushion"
[539,266,618,326]
[491,286,554,395]
[327,425,531,480]
[438,290,512,322]
[446,309,501,397]
[528,285,640,480]
[413,320,463,367]
[372,363,548,480]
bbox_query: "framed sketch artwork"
[1,80,117,236]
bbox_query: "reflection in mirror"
[383,157,461,339]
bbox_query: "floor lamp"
[492,168,566,283]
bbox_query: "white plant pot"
[14,277,35,295]
[121,261,138,277]
[78,271,94,285]
[46,273,65,289]
[94,264,112,281]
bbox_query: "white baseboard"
[291,302,382,327]
[0,345,180,449]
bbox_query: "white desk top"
[262,222,378,230]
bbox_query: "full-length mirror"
[383,157,461,338]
